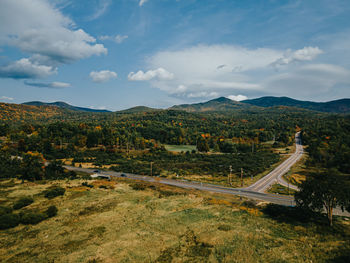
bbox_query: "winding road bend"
[244,132,302,193]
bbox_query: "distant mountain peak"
[242,96,350,113]
[22,101,111,113]
[209,97,233,103]
[169,96,252,112]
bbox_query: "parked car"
[120,173,127,177]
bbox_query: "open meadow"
[1,178,349,263]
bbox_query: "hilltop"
[170,96,350,113]
[22,101,111,113]
[242,96,350,113]
[170,97,256,112]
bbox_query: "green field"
[164,144,197,152]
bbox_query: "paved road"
[244,132,302,193]
[64,165,296,206]
[64,133,303,207]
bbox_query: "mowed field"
[0,178,349,263]
[164,145,197,153]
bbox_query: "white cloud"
[139,0,149,7]
[0,58,56,79]
[99,34,128,44]
[142,44,349,100]
[188,91,218,98]
[271,46,323,68]
[87,0,111,21]
[265,63,350,97]
[25,81,71,88]
[128,68,174,81]
[114,35,128,44]
[147,44,280,97]
[0,96,14,101]
[0,0,107,67]
[228,95,248,101]
[90,70,117,83]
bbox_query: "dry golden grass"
[0,178,349,263]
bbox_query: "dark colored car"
[120,173,127,177]
[93,170,100,173]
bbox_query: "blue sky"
[1,0,350,110]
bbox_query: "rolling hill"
[116,106,160,114]
[170,97,256,112]
[22,101,111,113]
[242,96,350,113]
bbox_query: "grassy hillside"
[1,178,349,262]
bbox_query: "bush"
[45,205,58,218]
[13,197,34,210]
[0,213,20,229]
[241,200,257,208]
[0,205,13,216]
[82,182,94,188]
[217,224,232,231]
[130,183,146,191]
[20,211,47,225]
[43,187,66,199]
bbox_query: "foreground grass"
[0,178,349,263]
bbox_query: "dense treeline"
[0,109,305,155]
[302,115,350,173]
[2,106,346,182]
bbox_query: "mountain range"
[22,101,110,113]
[17,96,350,114]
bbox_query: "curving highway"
[244,132,302,193]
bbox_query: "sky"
[0,0,350,111]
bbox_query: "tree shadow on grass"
[326,247,350,263]
[262,204,350,237]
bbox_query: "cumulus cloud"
[128,68,174,81]
[271,46,323,68]
[90,70,117,83]
[142,44,349,100]
[99,34,128,44]
[264,63,350,98]
[24,81,71,88]
[0,0,107,73]
[228,95,248,101]
[139,0,149,7]
[0,96,14,101]
[0,58,56,79]
[147,45,280,97]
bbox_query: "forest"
[0,104,349,184]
